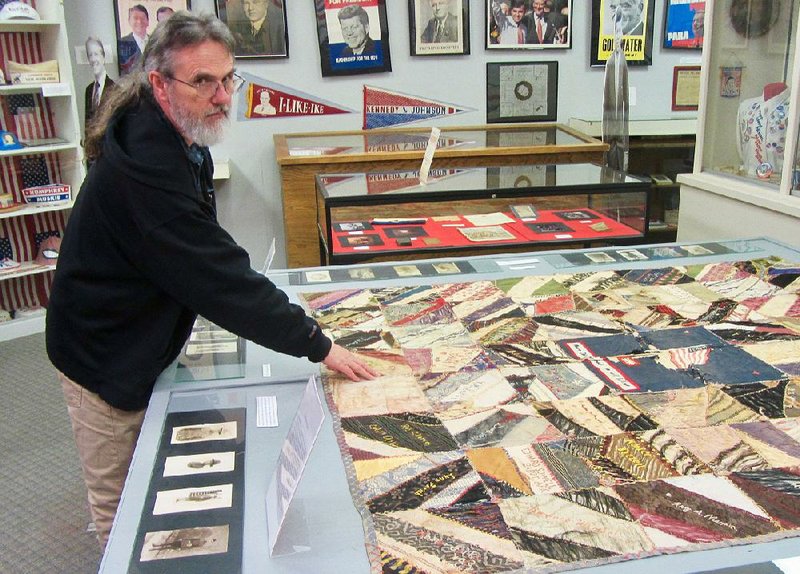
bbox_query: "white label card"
[256,395,278,428]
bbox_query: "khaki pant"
[59,372,145,548]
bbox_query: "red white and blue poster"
[237,72,354,120]
[315,0,391,77]
[363,85,473,129]
[663,0,704,49]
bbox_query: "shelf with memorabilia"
[0,0,85,339]
[275,123,608,268]
[677,0,800,247]
[316,163,651,265]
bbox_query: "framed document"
[486,61,558,123]
[671,65,701,111]
[409,0,469,56]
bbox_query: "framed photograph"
[486,0,572,49]
[663,0,704,49]
[671,66,701,111]
[314,0,392,77]
[409,0,469,56]
[486,61,558,123]
[589,0,655,67]
[214,0,288,58]
[114,0,190,75]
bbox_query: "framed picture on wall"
[214,0,288,58]
[663,0,704,49]
[486,0,572,50]
[314,0,392,77]
[671,65,701,111]
[114,0,190,75]
[589,0,654,67]
[409,0,469,56]
[486,61,558,123]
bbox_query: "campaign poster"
[314,0,391,77]
[663,0,704,49]
[590,0,655,66]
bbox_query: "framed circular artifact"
[729,0,780,38]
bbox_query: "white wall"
[64,0,700,268]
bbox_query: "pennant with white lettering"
[363,85,473,129]
[237,72,355,121]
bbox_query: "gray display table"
[101,237,800,574]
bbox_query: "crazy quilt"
[300,256,800,573]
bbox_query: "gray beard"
[167,90,229,147]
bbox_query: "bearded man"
[47,11,376,548]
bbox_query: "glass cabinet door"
[701,0,799,193]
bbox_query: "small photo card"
[526,222,573,234]
[153,484,233,515]
[394,265,423,277]
[333,221,373,232]
[384,226,428,238]
[140,525,229,562]
[510,204,538,219]
[585,252,617,264]
[617,249,649,261]
[348,267,376,280]
[554,210,598,221]
[171,421,237,444]
[338,234,385,248]
[163,451,236,477]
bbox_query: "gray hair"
[84,11,234,161]
[142,10,234,76]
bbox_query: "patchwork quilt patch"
[301,257,800,573]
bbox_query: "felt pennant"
[363,85,473,129]
[237,72,354,121]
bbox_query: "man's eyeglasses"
[165,72,244,98]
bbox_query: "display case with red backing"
[316,163,651,265]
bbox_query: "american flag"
[20,156,50,188]
[0,236,13,260]
[0,0,60,313]
[34,229,60,248]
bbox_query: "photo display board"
[128,408,246,573]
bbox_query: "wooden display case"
[315,163,651,265]
[275,123,607,268]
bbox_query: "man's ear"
[149,70,170,110]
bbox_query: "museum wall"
[64,0,700,268]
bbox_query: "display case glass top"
[315,163,651,264]
[701,0,799,193]
[317,163,643,200]
[276,124,605,164]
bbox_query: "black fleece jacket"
[46,96,331,411]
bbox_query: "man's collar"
[251,15,266,33]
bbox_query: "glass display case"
[699,0,799,192]
[315,163,651,265]
[274,124,608,268]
